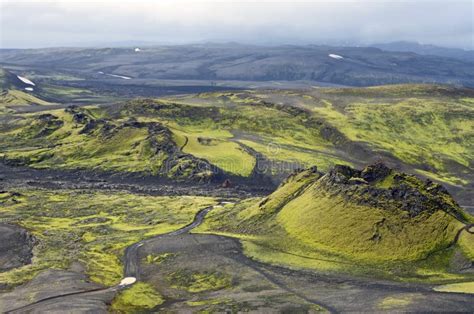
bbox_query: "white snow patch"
[24,87,34,91]
[105,73,132,80]
[17,75,35,86]
[119,277,136,286]
[134,48,141,52]
[328,54,344,60]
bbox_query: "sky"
[0,0,472,49]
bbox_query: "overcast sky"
[0,0,472,49]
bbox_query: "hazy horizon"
[0,0,472,50]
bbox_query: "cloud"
[0,0,472,49]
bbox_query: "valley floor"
[1,165,473,313]
[0,162,268,199]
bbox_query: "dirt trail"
[4,203,226,313]
[6,202,334,312]
[124,204,216,279]
[126,203,335,311]
[179,135,189,151]
[453,223,474,243]
[5,204,474,313]
[5,287,114,313]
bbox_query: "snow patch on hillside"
[329,54,344,60]
[17,75,36,86]
[105,73,132,80]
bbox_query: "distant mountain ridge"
[1,44,473,87]
[372,41,474,62]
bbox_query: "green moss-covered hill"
[0,107,228,182]
[197,163,474,281]
[1,84,473,201]
[168,85,474,202]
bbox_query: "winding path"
[7,201,334,312]
[5,203,226,313]
[6,204,474,313]
[453,223,474,243]
[124,204,216,279]
[178,135,189,151]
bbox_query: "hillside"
[1,44,474,87]
[0,107,231,182]
[0,84,472,202]
[0,68,53,113]
[196,163,474,281]
[0,68,116,111]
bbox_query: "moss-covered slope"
[165,86,474,202]
[1,85,472,196]
[0,106,228,182]
[201,163,472,264]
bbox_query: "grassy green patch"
[378,294,419,310]
[0,190,216,287]
[458,229,474,260]
[179,132,255,177]
[186,298,230,307]
[0,90,53,114]
[111,282,164,312]
[434,281,474,294]
[312,96,473,185]
[145,252,177,265]
[276,193,460,262]
[167,269,233,293]
[239,139,350,173]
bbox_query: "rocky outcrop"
[65,106,225,183]
[0,223,36,271]
[65,105,91,124]
[320,162,466,220]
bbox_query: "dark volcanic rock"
[328,165,360,184]
[321,163,466,220]
[360,162,391,182]
[0,224,36,271]
[78,118,107,135]
[65,106,92,124]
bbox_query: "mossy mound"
[2,106,225,182]
[111,282,164,312]
[210,163,472,263]
[167,269,233,293]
